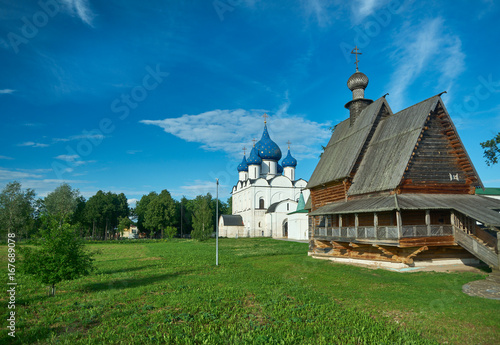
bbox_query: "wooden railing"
[453,226,498,268]
[313,225,453,241]
[314,226,399,241]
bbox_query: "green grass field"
[1,238,499,344]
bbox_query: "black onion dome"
[347,71,369,91]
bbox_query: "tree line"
[0,181,231,241]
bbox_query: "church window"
[258,222,261,228]
[287,203,289,211]
[259,198,265,209]
[262,231,264,236]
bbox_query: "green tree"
[179,196,194,237]
[22,220,96,296]
[117,216,132,238]
[135,192,158,235]
[44,183,80,225]
[85,190,106,239]
[0,181,36,241]
[84,191,129,240]
[144,190,177,239]
[226,196,232,215]
[480,132,500,166]
[191,194,213,241]
[164,226,177,240]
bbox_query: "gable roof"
[348,95,440,195]
[347,95,483,195]
[307,97,390,189]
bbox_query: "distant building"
[219,120,310,240]
[122,225,138,239]
[307,54,500,269]
[476,188,500,201]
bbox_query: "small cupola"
[344,47,373,125]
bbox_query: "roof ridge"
[393,94,441,115]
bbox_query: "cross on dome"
[262,113,268,123]
[287,140,291,149]
[351,46,362,71]
[242,147,247,155]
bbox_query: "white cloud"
[141,107,331,160]
[0,168,43,180]
[0,89,16,94]
[126,150,142,155]
[59,0,96,26]
[300,0,338,27]
[171,180,229,199]
[351,0,389,23]
[53,133,105,143]
[18,141,49,148]
[387,17,466,111]
[0,155,13,160]
[54,154,96,166]
[127,198,139,207]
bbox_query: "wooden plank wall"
[399,104,477,194]
[310,181,349,211]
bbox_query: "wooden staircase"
[453,226,499,268]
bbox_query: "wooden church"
[306,50,500,269]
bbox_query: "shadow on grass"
[81,270,193,292]
[98,265,159,275]
[3,326,61,345]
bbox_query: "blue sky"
[1,0,499,206]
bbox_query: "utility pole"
[216,178,219,266]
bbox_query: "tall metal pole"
[216,178,219,266]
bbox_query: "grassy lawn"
[1,238,499,344]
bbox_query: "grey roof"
[305,196,312,210]
[309,194,500,228]
[307,97,390,189]
[220,215,244,226]
[266,199,294,214]
[348,96,439,195]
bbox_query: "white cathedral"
[219,119,310,240]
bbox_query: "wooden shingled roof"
[307,97,390,189]
[307,94,483,195]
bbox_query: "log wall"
[399,104,478,194]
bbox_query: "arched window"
[259,198,265,209]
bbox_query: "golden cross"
[351,46,362,71]
[287,140,291,149]
[252,138,257,147]
[263,113,268,123]
[242,147,247,155]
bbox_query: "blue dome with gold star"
[282,149,297,167]
[247,146,262,165]
[255,124,282,161]
[237,155,248,172]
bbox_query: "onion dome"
[277,163,283,174]
[237,155,248,172]
[347,71,369,91]
[255,124,282,161]
[247,146,262,165]
[281,149,297,167]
